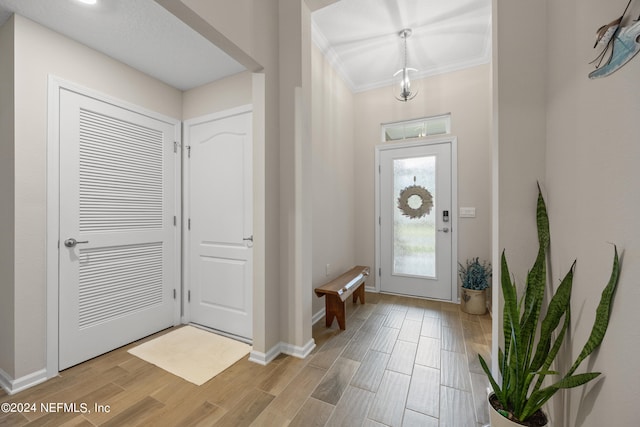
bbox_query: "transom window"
[382,114,451,142]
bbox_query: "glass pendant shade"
[394,29,418,102]
[394,66,418,101]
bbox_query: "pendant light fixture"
[394,28,418,102]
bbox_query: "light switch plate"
[459,207,476,218]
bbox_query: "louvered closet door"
[58,89,179,370]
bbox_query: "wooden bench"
[314,266,370,330]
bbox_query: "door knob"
[437,227,450,233]
[64,238,89,248]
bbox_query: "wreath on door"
[397,185,433,219]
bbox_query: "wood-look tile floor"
[0,293,492,427]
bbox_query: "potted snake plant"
[458,257,491,315]
[480,185,621,426]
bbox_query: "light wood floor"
[0,293,492,426]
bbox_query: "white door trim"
[374,136,458,300]
[46,76,182,378]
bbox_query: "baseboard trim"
[249,338,316,365]
[312,308,326,325]
[248,344,282,366]
[280,338,316,359]
[0,367,48,395]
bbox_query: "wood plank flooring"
[0,293,492,426]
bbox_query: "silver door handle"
[64,238,89,248]
[437,227,450,233]
[243,236,253,242]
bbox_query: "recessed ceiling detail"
[312,0,492,93]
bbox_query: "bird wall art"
[589,0,640,78]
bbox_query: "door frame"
[374,136,459,301]
[45,76,182,378]
[181,104,253,339]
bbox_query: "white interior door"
[58,89,179,370]
[378,141,454,300]
[185,107,253,340]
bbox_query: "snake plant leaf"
[535,182,550,248]
[501,251,526,412]
[519,187,550,396]
[501,251,516,358]
[479,354,504,403]
[521,372,602,420]
[534,304,571,392]
[530,262,574,372]
[567,247,620,376]
[507,187,550,414]
[537,370,560,376]
[555,372,602,389]
[522,190,549,328]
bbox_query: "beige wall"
[545,0,640,424]
[353,65,492,292]
[7,15,182,380]
[182,71,252,120]
[494,0,546,284]
[310,44,356,316]
[0,16,15,379]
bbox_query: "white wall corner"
[0,367,48,395]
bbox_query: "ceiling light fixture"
[394,29,418,102]
[77,0,97,5]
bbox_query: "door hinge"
[173,289,176,299]
[187,146,191,158]
[379,165,381,174]
[173,141,178,153]
[379,268,382,276]
[188,290,191,302]
[379,216,381,226]
[188,218,191,230]
[173,215,177,226]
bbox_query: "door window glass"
[393,156,436,278]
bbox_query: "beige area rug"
[128,325,252,385]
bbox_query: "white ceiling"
[0,0,491,94]
[312,0,492,92]
[0,0,245,91]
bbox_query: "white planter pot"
[460,287,486,315]
[488,394,549,427]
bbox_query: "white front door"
[378,140,455,300]
[184,107,253,340]
[58,88,180,370]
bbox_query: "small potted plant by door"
[458,258,491,315]
[480,186,621,426]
